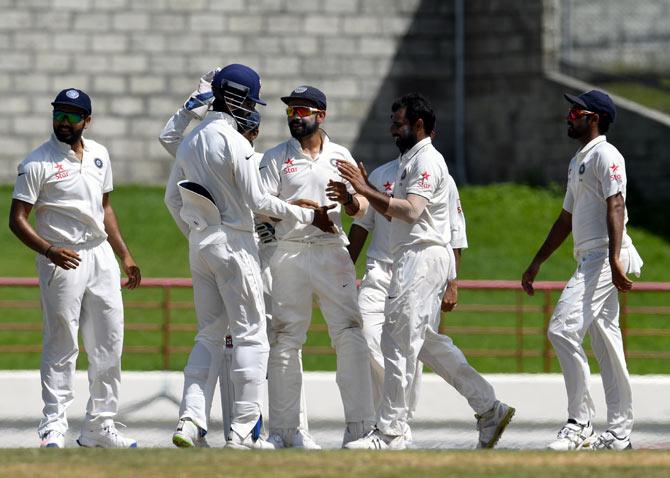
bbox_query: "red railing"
[1,278,669,371]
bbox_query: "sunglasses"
[53,110,85,124]
[286,106,322,118]
[566,108,595,122]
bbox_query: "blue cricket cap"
[51,88,92,116]
[281,85,327,111]
[564,90,616,123]
[212,64,266,106]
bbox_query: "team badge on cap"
[293,86,307,93]
[66,89,80,99]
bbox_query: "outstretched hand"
[337,161,369,194]
[325,180,350,204]
[311,204,337,233]
[290,198,321,209]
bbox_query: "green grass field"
[1,184,669,373]
[1,449,669,478]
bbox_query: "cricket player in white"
[522,90,643,451]
[260,85,376,448]
[159,73,311,446]
[164,65,336,450]
[344,158,468,421]
[339,93,514,450]
[9,89,141,449]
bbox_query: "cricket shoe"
[592,430,632,450]
[547,420,596,450]
[77,419,137,448]
[267,429,321,450]
[343,428,406,450]
[172,418,209,448]
[341,421,374,447]
[40,429,64,448]
[476,401,515,448]
[225,429,275,450]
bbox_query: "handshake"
[291,199,337,234]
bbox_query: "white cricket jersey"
[389,138,451,254]
[12,134,113,245]
[260,131,356,245]
[446,174,468,250]
[164,111,313,235]
[562,135,632,252]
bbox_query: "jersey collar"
[204,110,238,130]
[49,133,90,154]
[400,137,432,164]
[577,135,606,156]
[288,129,330,159]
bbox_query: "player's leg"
[312,245,375,446]
[209,236,272,449]
[174,246,225,448]
[589,253,633,450]
[267,245,314,447]
[77,243,136,448]
[36,252,86,447]
[357,260,391,412]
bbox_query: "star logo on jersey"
[282,157,298,175]
[417,170,431,190]
[54,162,69,180]
[383,181,393,191]
[609,163,622,182]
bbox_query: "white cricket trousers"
[179,227,268,439]
[358,259,422,416]
[36,239,124,436]
[268,241,375,435]
[548,246,640,438]
[378,244,496,436]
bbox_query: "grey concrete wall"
[0,0,432,185]
[560,0,670,73]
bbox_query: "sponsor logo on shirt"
[383,180,394,197]
[609,163,622,182]
[54,162,69,180]
[282,157,298,175]
[417,171,431,190]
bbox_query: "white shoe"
[291,429,321,450]
[225,429,275,450]
[40,430,64,448]
[547,421,596,450]
[266,433,285,449]
[77,419,137,448]
[341,421,374,447]
[476,401,515,448]
[172,418,209,448]
[592,430,632,450]
[343,428,406,450]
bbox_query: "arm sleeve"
[237,143,314,224]
[387,193,428,223]
[12,159,42,205]
[164,160,190,237]
[448,177,468,249]
[159,108,194,158]
[353,196,376,232]
[102,147,113,193]
[259,152,281,196]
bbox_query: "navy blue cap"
[564,90,616,123]
[51,88,92,115]
[212,64,266,106]
[281,85,327,111]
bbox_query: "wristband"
[344,193,353,206]
[44,245,54,258]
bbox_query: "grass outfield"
[1,184,669,372]
[1,449,670,478]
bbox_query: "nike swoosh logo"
[245,154,253,160]
[259,166,267,170]
[17,172,25,176]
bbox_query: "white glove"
[184,68,220,120]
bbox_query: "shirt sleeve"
[102,147,113,193]
[259,150,281,196]
[405,154,438,201]
[158,108,194,158]
[562,162,575,213]
[596,149,626,199]
[236,141,314,224]
[447,176,468,249]
[12,159,42,205]
[164,159,189,237]
[353,198,376,232]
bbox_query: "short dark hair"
[391,93,436,135]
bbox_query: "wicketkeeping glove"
[184,68,220,120]
[254,221,277,244]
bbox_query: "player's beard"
[394,130,418,154]
[289,118,319,140]
[54,124,84,145]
